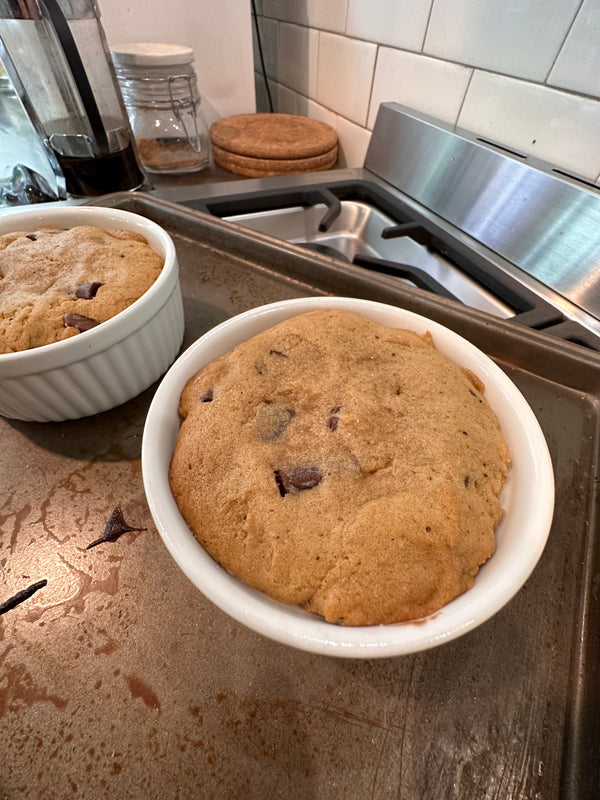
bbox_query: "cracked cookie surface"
[169,309,510,625]
[0,225,163,353]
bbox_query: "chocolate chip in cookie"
[275,465,323,496]
[75,281,103,299]
[63,313,100,332]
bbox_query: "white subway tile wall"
[424,0,581,82]
[368,48,472,129]
[548,0,600,98]
[253,0,600,182]
[299,0,347,33]
[316,33,377,125]
[458,72,600,180]
[278,23,319,97]
[262,0,299,24]
[346,0,431,51]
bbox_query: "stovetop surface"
[153,104,600,351]
[154,171,600,351]
[220,199,515,319]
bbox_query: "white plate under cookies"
[142,296,555,658]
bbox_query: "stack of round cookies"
[210,113,338,177]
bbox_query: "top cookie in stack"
[210,113,338,177]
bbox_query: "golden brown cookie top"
[0,225,163,353]
[170,309,510,626]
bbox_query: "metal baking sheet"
[1,193,598,799]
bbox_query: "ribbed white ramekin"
[0,205,184,422]
[142,296,554,658]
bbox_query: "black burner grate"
[183,180,600,351]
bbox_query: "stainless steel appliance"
[0,0,145,196]
[156,102,600,351]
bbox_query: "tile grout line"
[342,0,349,36]
[314,28,322,114]
[263,24,600,107]
[258,11,600,105]
[365,45,381,129]
[421,0,436,53]
[543,0,585,83]
[267,77,371,133]
[454,68,476,130]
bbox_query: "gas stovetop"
[152,103,600,351]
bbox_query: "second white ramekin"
[0,205,184,422]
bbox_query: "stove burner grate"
[184,180,600,351]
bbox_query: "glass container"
[0,63,64,204]
[111,42,210,174]
[0,0,145,196]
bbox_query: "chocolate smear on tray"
[86,507,146,550]
[63,313,100,332]
[0,579,47,616]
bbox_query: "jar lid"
[111,42,195,67]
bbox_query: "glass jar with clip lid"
[111,42,210,174]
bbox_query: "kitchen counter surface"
[0,161,245,217]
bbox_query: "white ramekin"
[0,205,184,422]
[142,296,555,658]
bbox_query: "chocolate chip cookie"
[0,225,163,353]
[169,309,510,626]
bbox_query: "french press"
[0,0,146,196]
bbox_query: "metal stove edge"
[150,103,600,347]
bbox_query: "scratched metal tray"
[1,192,598,799]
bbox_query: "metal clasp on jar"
[167,74,203,153]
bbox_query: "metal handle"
[168,74,203,153]
[40,0,109,157]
